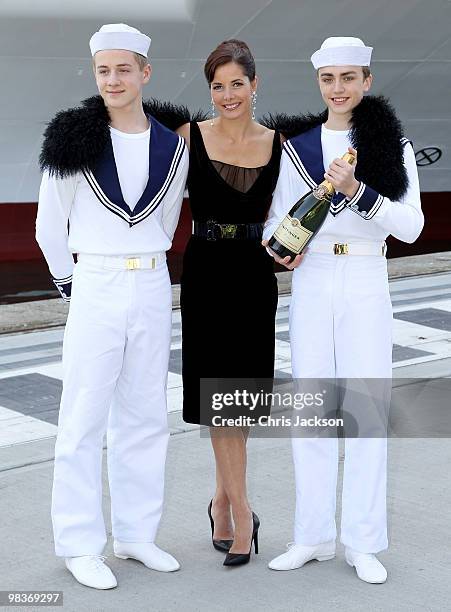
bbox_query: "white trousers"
[51,257,172,557]
[289,251,392,553]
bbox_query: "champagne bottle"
[268,152,355,260]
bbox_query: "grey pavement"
[1,254,451,611]
[3,271,451,447]
[1,364,451,610]
[0,397,450,612]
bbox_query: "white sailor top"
[36,115,188,301]
[263,124,424,247]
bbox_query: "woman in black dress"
[177,40,283,566]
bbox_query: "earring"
[251,91,257,120]
[210,98,215,126]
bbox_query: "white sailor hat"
[89,23,151,58]
[311,37,372,70]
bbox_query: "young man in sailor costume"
[36,24,188,589]
[263,37,423,583]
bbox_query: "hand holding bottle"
[266,150,356,262]
[262,240,304,270]
[324,147,359,198]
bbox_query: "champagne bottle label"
[273,214,313,254]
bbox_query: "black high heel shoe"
[208,500,233,553]
[223,512,260,567]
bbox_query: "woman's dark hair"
[204,39,256,84]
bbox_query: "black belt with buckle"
[193,221,263,241]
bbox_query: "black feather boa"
[39,95,207,178]
[40,94,409,201]
[261,96,409,201]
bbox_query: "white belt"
[307,241,387,257]
[77,252,166,270]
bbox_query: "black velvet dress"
[181,122,281,425]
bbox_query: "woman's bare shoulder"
[257,123,274,134]
[196,119,212,134]
[255,123,274,137]
[257,123,286,144]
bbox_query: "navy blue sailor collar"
[83,115,186,227]
[283,124,347,216]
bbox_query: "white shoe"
[114,541,180,572]
[65,555,117,590]
[345,547,387,584]
[268,541,336,571]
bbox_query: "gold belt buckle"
[334,243,349,255]
[126,257,141,270]
[220,224,238,239]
